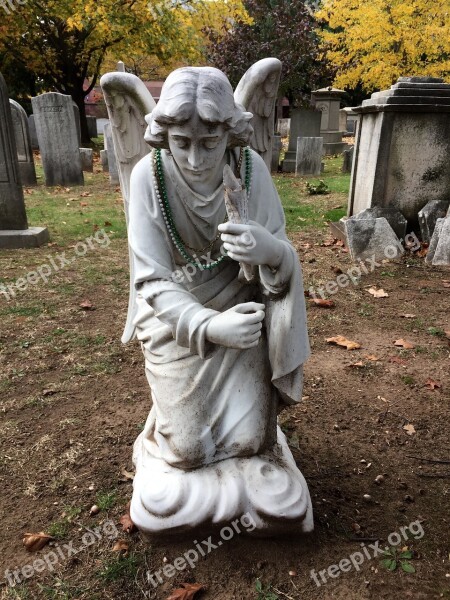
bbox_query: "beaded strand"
[152,147,253,270]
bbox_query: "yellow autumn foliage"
[317,0,450,91]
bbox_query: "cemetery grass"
[0,155,448,600]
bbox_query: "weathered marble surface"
[9,99,37,186]
[31,92,84,186]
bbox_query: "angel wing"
[100,72,156,343]
[234,58,282,170]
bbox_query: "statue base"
[130,426,313,537]
[0,227,49,249]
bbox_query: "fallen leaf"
[119,504,137,534]
[104,221,112,226]
[80,202,88,207]
[23,532,53,552]
[364,354,380,361]
[389,356,407,365]
[400,314,416,319]
[403,423,416,436]
[79,192,92,197]
[120,468,134,481]
[425,378,441,390]
[347,361,365,368]
[309,298,335,308]
[326,336,361,350]
[79,300,95,311]
[445,330,450,340]
[112,540,129,555]
[166,583,205,600]
[443,281,450,288]
[394,339,415,349]
[368,287,389,298]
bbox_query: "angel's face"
[167,112,229,193]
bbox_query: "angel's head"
[144,67,253,150]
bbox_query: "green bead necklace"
[152,147,252,270]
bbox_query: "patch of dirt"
[0,231,449,600]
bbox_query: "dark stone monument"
[9,99,37,186]
[282,108,322,172]
[0,74,49,248]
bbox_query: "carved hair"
[144,67,253,149]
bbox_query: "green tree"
[206,0,333,107]
[0,0,247,142]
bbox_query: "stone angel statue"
[100,61,313,537]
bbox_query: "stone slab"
[100,149,109,172]
[426,218,444,264]
[295,137,323,176]
[342,146,354,173]
[350,206,407,241]
[31,92,84,186]
[104,122,119,185]
[0,226,49,249]
[432,217,450,266]
[10,99,37,186]
[0,73,28,230]
[271,135,282,172]
[418,199,450,243]
[344,217,404,263]
[87,116,98,138]
[28,115,39,150]
[79,148,94,172]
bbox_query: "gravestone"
[277,118,290,137]
[418,199,449,243]
[432,216,450,266]
[0,74,49,248]
[295,137,323,176]
[9,99,37,186]
[282,108,321,172]
[87,116,98,138]
[28,115,39,150]
[104,122,119,185]
[32,92,84,186]
[100,149,109,172]
[271,135,282,172]
[426,218,445,264]
[79,148,94,172]
[72,102,81,145]
[311,86,349,155]
[342,146,354,173]
[348,77,450,228]
[344,217,404,263]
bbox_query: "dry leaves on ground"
[166,583,205,600]
[79,299,95,311]
[425,379,441,390]
[119,504,137,534]
[23,532,53,552]
[326,336,361,350]
[394,339,415,349]
[389,356,407,365]
[403,423,416,436]
[368,287,389,298]
[112,539,129,555]
[309,298,335,308]
[400,314,416,319]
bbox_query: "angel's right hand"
[206,302,265,349]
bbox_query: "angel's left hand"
[218,221,284,269]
